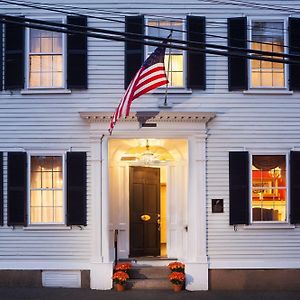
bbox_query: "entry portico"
[80,111,215,291]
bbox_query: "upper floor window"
[147,20,184,87]
[27,27,64,89]
[30,155,64,224]
[251,155,287,222]
[250,20,286,88]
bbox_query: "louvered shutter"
[0,19,3,91]
[229,152,250,225]
[5,17,25,90]
[228,17,248,91]
[289,18,300,91]
[124,15,144,89]
[67,152,87,226]
[67,16,88,89]
[186,16,206,90]
[7,152,27,226]
[0,153,3,225]
[290,151,300,223]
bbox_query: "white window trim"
[145,18,186,89]
[27,151,67,227]
[249,152,289,225]
[248,17,288,90]
[25,17,67,90]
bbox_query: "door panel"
[130,166,160,257]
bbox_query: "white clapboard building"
[0,0,300,291]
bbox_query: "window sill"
[243,223,295,230]
[243,89,293,95]
[23,225,72,231]
[152,88,192,95]
[21,89,72,95]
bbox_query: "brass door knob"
[141,214,151,221]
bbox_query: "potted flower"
[168,271,185,292]
[114,262,132,273]
[168,262,185,273]
[112,270,129,291]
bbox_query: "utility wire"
[201,0,299,13]
[1,14,300,67]
[0,0,298,51]
[2,13,299,63]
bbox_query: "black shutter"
[67,16,88,89]
[228,17,248,91]
[289,18,300,91]
[5,17,25,90]
[0,19,3,91]
[229,152,249,225]
[125,15,144,89]
[0,153,3,226]
[67,152,87,226]
[186,16,206,90]
[290,151,300,223]
[7,152,27,226]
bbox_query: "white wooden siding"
[0,0,300,268]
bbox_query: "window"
[250,20,286,88]
[27,26,64,88]
[30,155,64,224]
[251,155,287,222]
[147,20,184,87]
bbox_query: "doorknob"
[141,214,151,221]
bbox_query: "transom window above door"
[27,26,64,88]
[250,20,286,88]
[147,20,184,87]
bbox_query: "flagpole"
[164,30,173,107]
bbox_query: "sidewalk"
[0,288,300,300]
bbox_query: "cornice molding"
[79,111,216,124]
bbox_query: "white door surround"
[80,111,215,291]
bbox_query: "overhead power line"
[0,0,299,51]
[1,13,298,62]
[2,13,300,66]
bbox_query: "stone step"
[130,266,170,279]
[128,278,171,290]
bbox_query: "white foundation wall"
[0,0,299,270]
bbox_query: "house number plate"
[141,214,151,221]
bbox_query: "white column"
[90,132,113,290]
[185,134,208,291]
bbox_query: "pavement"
[0,288,300,300]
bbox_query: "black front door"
[129,166,160,257]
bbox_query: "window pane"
[53,172,63,188]
[29,72,41,88]
[31,207,42,223]
[41,56,52,72]
[31,190,42,206]
[53,56,63,72]
[252,155,286,222]
[30,155,64,224]
[54,207,64,223]
[53,37,62,52]
[42,171,52,188]
[251,21,285,88]
[53,72,63,87]
[54,190,63,206]
[30,56,41,72]
[42,190,53,206]
[42,207,54,223]
[41,72,52,87]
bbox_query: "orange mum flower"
[114,262,132,273]
[168,262,185,273]
[169,272,185,285]
[112,271,129,285]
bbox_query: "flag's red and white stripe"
[109,62,168,134]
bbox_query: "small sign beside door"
[212,199,224,213]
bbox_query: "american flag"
[109,44,169,134]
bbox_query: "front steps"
[128,265,171,290]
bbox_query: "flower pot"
[172,284,183,292]
[115,283,125,292]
